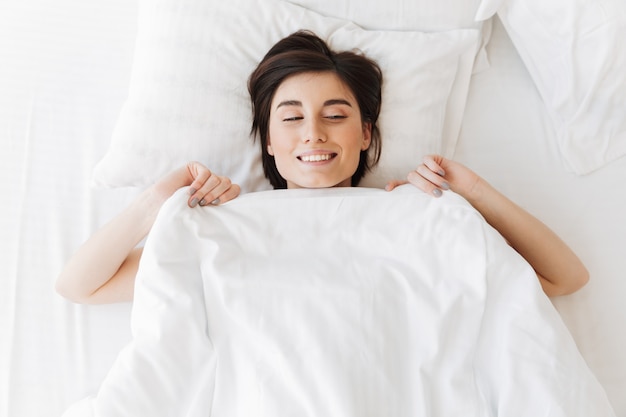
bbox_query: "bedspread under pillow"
[91,0,481,191]
[475,0,626,174]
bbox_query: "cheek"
[344,125,367,149]
[268,121,284,146]
[267,127,293,163]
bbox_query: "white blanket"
[65,186,615,417]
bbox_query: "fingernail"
[211,198,220,205]
[437,169,445,176]
[199,198,207,206]
[190,198,199,207]
[441,182,450,190]
[432,189,442,197]
[189,187,197,195]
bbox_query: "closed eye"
[283,116,303,122]
[325,115,347,120]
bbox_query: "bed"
[1,0,625,416]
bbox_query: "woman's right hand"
[152,161,241,208]
[56,162,241,304]
[185,162,241,207]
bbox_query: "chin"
[290,180,340,189]
[287,173,352,189]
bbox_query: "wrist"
[150,166,192,201]
[461,177,512,224]
[460,176,488,207]
[134,187,167,226]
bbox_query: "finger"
[197,176,239,207]
[214,183,241,204]
[189,174,222,208]
[416,164,450,190]
[422,155,445,177]
[385,179,408,191]
[188,168,212,200]
[187,162,211,191]
[200,183,240,206]
[193,175,227,207]
[407,169,445,198]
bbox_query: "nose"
[301,119,327,143]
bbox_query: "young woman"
[55,31,588,304]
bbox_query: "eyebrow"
[275,98,353,110]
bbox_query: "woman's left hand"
[385,155,480,200]
[386,154,589,297]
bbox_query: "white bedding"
[65,187,615,416]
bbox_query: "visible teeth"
[301,154,332,162]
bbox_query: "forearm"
[55,185,169,303]
[464,178,588,296]
[396,155,588,296]
[56,163,239,304]
[56,165,201,303]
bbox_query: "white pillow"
[475,0,626,174]
[92,0,481,191]
[290,0,486,31]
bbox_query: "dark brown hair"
[248,30,383,189]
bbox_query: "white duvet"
[64,186,615,417]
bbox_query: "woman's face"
[268,72,371,189]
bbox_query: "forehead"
[271,71,357,106]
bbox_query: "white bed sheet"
[0,1,139,416]
[454,18,626,414]
[0,1,625,417]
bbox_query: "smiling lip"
[297,152,337,163]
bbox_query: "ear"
[267,143,274,156]
[361,122,372,151]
